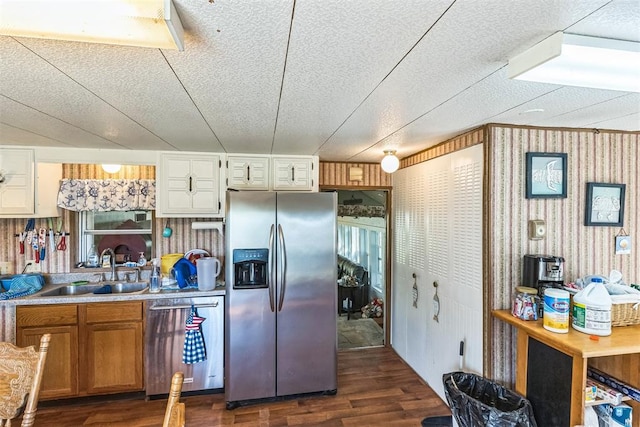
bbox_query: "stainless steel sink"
[107,282,148,293]
[39,282,148,297]
[40,284,102,296]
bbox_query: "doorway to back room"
[333,189,387,349]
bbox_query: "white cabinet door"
[227,155,269,190]
[157,153,223,217]
[271,156,315,191]
[0,149,35,215]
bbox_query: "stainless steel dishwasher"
[145,296,224,396]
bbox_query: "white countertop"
[3,283,226,306]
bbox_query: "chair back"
[0,334,51,427]
[162,372,185,427]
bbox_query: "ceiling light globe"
[380,151,400,173]
[102,164,122,174]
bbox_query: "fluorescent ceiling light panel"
[0,0,184,51]
[508,32,640,92]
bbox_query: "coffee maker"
[522,254,565,296]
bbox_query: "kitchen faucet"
[100,248,117,281]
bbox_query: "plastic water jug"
[572,277,612,336]
[197,257,221,291]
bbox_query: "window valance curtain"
[57,179,156,212]
[337,204,385,218]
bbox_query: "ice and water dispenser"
[232,249,268,289]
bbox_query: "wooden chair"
[162,372,185,427]
[0,334,51,427]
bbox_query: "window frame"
[76,210,154,268]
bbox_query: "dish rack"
[611,295,640,327]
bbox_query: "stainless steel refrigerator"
[224,191,337,408]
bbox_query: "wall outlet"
[0,261,12,275]
[24,260,41,273]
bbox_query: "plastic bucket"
[197,257,221,291]
[161,253,184,276]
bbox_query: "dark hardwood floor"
[27,347,451,426]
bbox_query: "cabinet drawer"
[17,304,78,327]
[86,302,142,323]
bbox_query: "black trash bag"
[443,372,538,427]
[421,415,453,426]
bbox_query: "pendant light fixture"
[380,150,400,173]
[102,164,122,174]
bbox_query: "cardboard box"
[593,403,632,427]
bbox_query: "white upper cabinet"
[226,155,270,190]
[271,156,317,191]
[156,152,224,218]
[0,149,35,216]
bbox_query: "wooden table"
[493,309,640,427]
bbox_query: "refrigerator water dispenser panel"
[233,248,269,289]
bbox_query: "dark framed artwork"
[585,182,626,226]
[525,152,567,198]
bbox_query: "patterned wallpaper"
[386,124,638,386]
[485,125,640,384]
[319,162,391,187]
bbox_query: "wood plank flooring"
[26,347,451,426]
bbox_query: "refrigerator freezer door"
[275,192,337,396]
[225,191,277,402]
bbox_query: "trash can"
[442,372,538,427]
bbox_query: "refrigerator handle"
[277,224,287,311]
[268,223,276,312]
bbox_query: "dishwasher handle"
[149,302,219,311]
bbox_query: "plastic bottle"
[543,288,570,333]
[86,245,99,268]
[572,277,612,336]
[149,258,160,293]
[137,252,147,267]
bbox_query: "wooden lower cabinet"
[17,324,79,400]
[16,301,144,400]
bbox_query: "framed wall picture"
[525,152,567,198]
[585,182,626,226]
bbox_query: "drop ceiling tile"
[0,123,67,147]
[272,0,454,155]
[16,37,224,152]
[567,0,640,41]
[0,37,173,150]
[319,0,615,160]
[533,93,640,129]
[0,96,119,148]
[164,0,294,153]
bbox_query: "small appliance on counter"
[523,254,565,319]
[522,254,565,295]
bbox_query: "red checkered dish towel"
[182,305,207,364]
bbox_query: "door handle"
[268,224,275,312]
[277,224,287,311]
[149,302,219,311]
